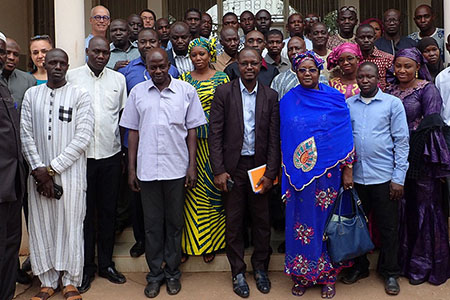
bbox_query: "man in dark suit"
[209,47,280,298]
[0,34,26,300]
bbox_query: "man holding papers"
[209,47,280,298]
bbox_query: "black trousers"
[223,156,271,277]
[140,178,185,282]
[84,153,122,276]
[354,181,400,278]
[123,151,144,243]
[0,199,22,300]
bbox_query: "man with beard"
[107,19,140,70]
[374,9,417,55]
[167,21,194,74]
[21,48,94,300]
[200,13,213,39]
[310,22,331,82]
[356,24,393,91]
[213,27,240,72]
[327,6,358,50]
[270,36,306,100]
[184,8,202,38]
[224,30,279,86]
[0,32,26,300]
[120,48,206,298]
[156,18,172,50]
[209,47,280,298]
[67,37,128,293]
[128,14,144,43]
[1,38,36,109]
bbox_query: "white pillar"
[444,0,450,64]
[54,0,85,68]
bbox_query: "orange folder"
[247,164,279,193]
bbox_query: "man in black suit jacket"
[209,47,280,298]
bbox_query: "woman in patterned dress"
[327,43,362,98]
[180,37,229,263]
[281,51,354,299]
[386,48,450,285]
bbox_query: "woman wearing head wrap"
[386,47,450,285]
[327,43,363,98]
[180,37,229,264]
[361,18,384,40]
[417,37,444,82]
[281,51,354,298]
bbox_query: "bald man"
[86,5,111,52]
[120,48,206,297]
[1,38,36,110]
[67,36,128,293]
[21,48,94,297]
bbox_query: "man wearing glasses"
[327,6,358,50]
[374,9,417,55]
[86,5,111,51]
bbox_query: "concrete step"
[112,228,378,273]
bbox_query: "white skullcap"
[0,32,6,43]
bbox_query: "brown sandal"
[63,285,82,300]
[31,287,58,300]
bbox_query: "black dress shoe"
[341,268,369,284]
[144,281,163,298]
[409,278,426,285]
[166,278,181,295]
[385,277,400,295]
[233,273,249,298]
[254,270,271,294]
[16,268,32,285]
[78,273,94,294]
[99,266,126,284]
[130,241,145,258]
[21,256,31,272]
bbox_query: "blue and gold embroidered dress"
[281,83,355,286]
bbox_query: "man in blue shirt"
[119,28,179,94]
[342,62,409,296]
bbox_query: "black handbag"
[323,187,374,263]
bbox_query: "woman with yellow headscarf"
[180,37,229,263]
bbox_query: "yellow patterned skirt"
[182,138,226,255]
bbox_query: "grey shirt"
[106,41,140,70]
[1,68,36,110]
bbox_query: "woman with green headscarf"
[180,37,229,263]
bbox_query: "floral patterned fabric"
[284,154,354,287]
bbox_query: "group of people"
[1,2,450,300]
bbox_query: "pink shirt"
[119,77,207,181]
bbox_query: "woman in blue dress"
[280,51,355,299]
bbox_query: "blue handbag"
[323,187,374,263]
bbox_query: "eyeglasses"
[340,6,357,13]
[297,68,319,74]
[305,17,320,22]
[92,15,110,22]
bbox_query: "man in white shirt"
[281,13,313,62]
[67,36,127,293]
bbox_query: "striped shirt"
[172,49,194,75]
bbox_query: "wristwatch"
[47,166,56,176]
[346,164,353,169]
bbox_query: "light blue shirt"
[347,89,410,185]
[239,78,257,156]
